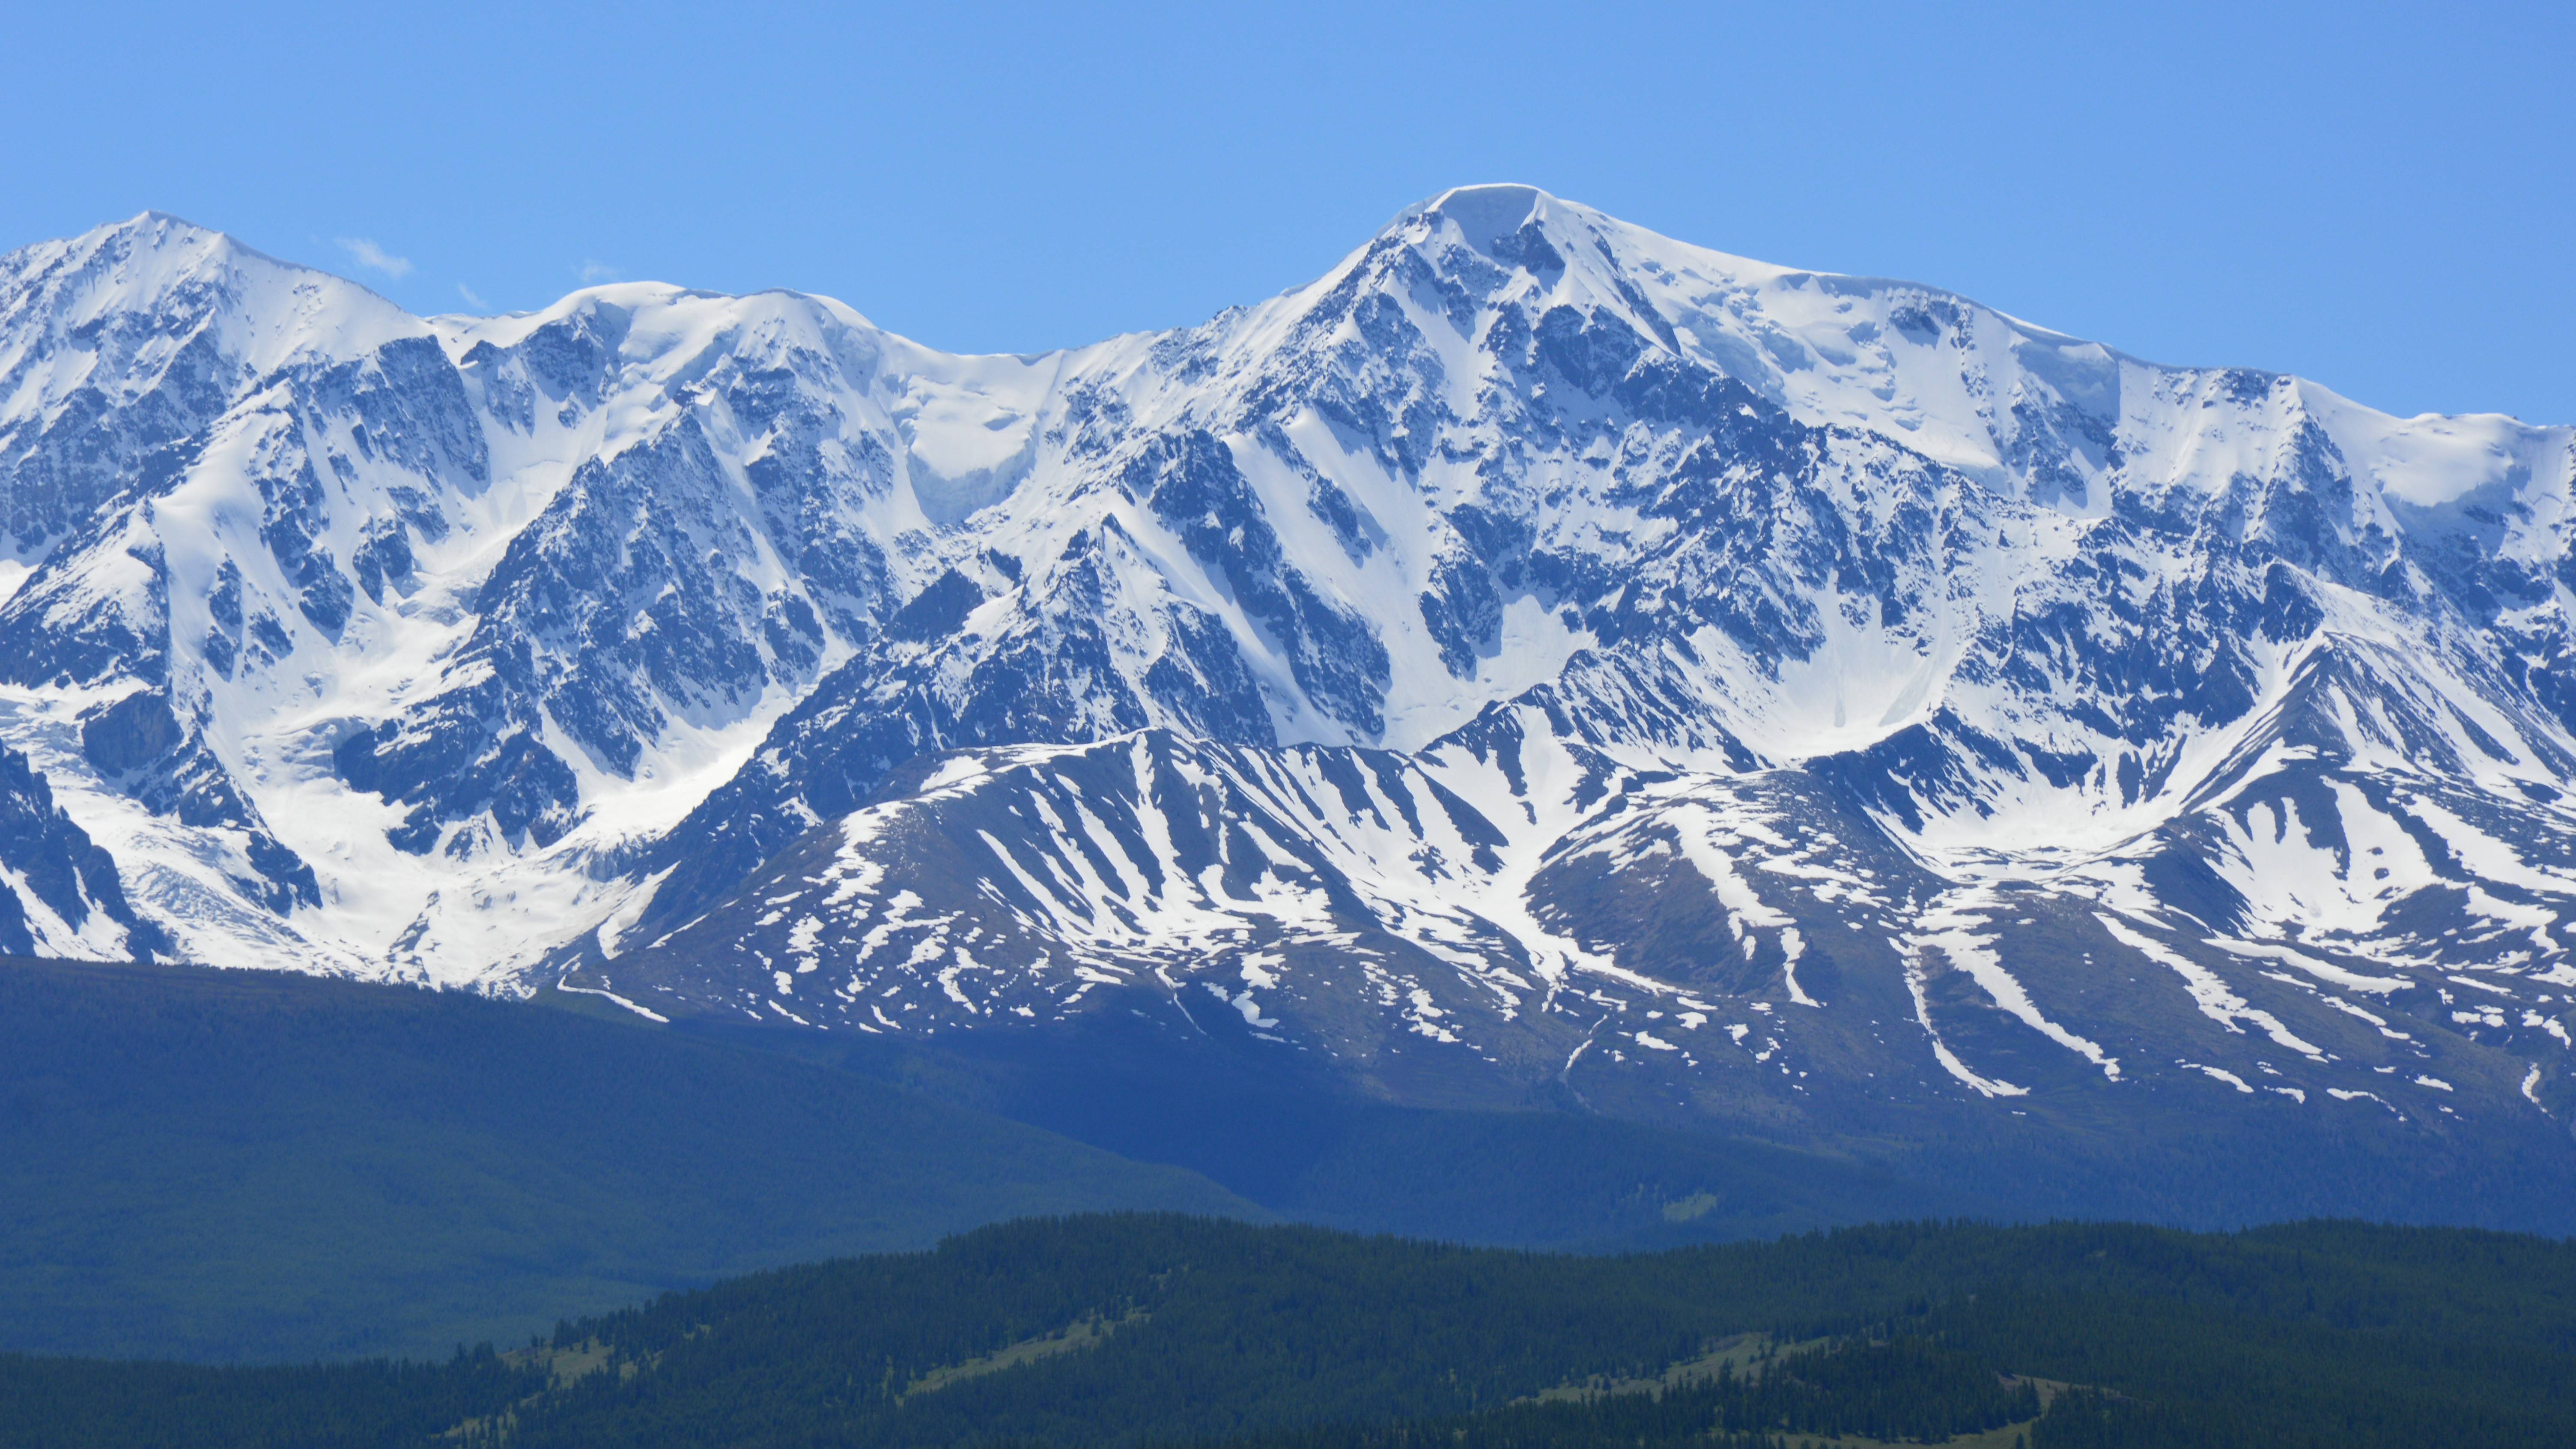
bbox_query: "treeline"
[0,1345,539,1449]
[1197,1337,2039,1449]
[1930,1285,2576,1447]
[7,1213,2576,1447]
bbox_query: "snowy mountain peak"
[1416,181,1551,230]
[0,196,2573,1213]
[6,209,419,356]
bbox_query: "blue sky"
[6,1,2569,424]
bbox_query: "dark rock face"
[324,305,908,861]
[1123,430,1390,736]
[79,688,180,774]
[0,742,168,959]
[643,517,1282,929]
[0,218,246,553]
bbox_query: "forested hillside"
[0,959,1255,1360]
[6,1215,2574,1448]
[0,956,2018,1363]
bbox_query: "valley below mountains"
[6,185,2576,1226]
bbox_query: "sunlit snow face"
[0,194,2573,1162]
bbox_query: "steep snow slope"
[3,190,2575,1205]
[583,185,2576,1189]
[0,226,1072,978]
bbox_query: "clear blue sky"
[7,1,2569,424]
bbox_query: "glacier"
[3,187,2576,1220]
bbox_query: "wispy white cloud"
[456,283,491,311]
[577,259,620,284]
[336,237,413,279]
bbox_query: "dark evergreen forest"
[6,1214,2574,1448]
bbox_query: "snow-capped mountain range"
[5,188,2575,1203]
